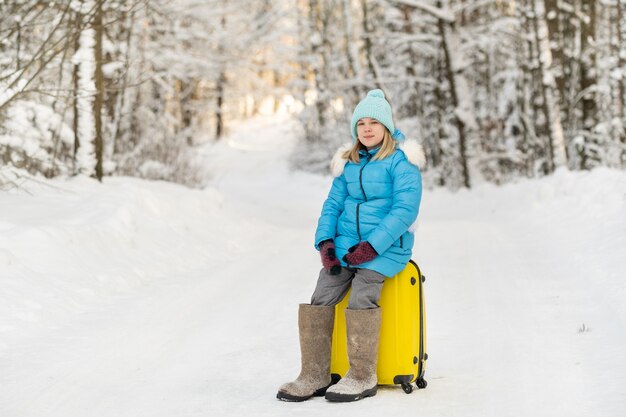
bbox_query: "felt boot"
[325,307,381,402]
[277,304,335,402]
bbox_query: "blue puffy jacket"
[315,143,423,277]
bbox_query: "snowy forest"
[1,0,626,189]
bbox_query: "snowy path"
[1,116,625,416]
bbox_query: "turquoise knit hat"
[351,89,403,141]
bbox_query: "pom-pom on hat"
[350,89,395,141]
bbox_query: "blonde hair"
[343,129,396,163]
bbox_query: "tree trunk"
[309,0,327,131]
[516,9,535,177]
[342,0,362,99]
[360,0,381,85]
[93,0,104,181]
[113,10,135,155]
[617,0,625,122]
[72,11,81,173]
[543,0,566,111]
[74,3,98,178]
[400,5,419,117]
[559,1,579,158]
[216,70,226,139]
[580,0,598,130]
[433,55,446,175]
[530,0,567,171]
[437,1,472,188]
[216,14,227,139]
[617,0,626,168]
[16,20,21,70]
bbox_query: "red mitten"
[319,240,342,275]
[343,241,378,266]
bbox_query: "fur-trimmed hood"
[330,139,426,177]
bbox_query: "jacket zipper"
[356,204,361,240]
[359,155,370,201]
[356,154,371,241]
[400,236,403,248]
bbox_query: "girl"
[277,89,424,403]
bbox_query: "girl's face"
[356,118,385,150]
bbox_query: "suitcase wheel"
[416,378,428,389]
[401,382,413,394]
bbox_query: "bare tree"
[580,0,598,132]
[616,0,626,167]
[618,0,626,122]
[532,0,567,170]
[215,13,227,140]
[543,0,567,119]
[435,0,474,188]
[93,0,104,180]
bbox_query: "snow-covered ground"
[1,116,625,417]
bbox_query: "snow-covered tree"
[2,0,625,189]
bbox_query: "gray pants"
[310,267,386,310]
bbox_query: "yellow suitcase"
[330,260,427,394]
